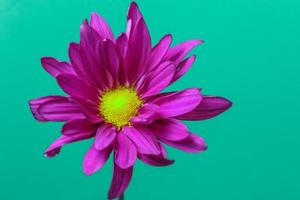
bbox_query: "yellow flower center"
[99,87,142,128]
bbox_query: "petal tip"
[227,99,233,107]
[165,33,173,41]
[90,11,98,17]
[198,39,204,44]
[83,169,93,176]
[44,149,60,158]
[129,1,139,11]
[40,56,51,65]
[127,1,142,21]
[218,97,233,112]
[28,99,45,122]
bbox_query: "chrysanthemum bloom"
[29,2,232,199]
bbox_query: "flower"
[29,2,232,199]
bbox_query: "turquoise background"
[1,0,300,199]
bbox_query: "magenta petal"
[69,42,105,89]
[115,34,129,84]
[62,118,98,135]
[146,34,172,72]
[151,88,202,118]
[165,39,203,64]
[125,19,132,37]
[72,97,102,123]
[94,124,116,151]
[127,2,142,23]
[139,153,174,167]
[30,96,84,122]
[176,96,232,121]
[56,73,98,102]
[108,163,133,199]
[99,40,120,83]
[81,47,109,89]
[126,2,143,36]
[160,143,167,158]
[126,18,151,82]
[83,145,112,176]
[70,27,106,89]
[162,133,207,153]
[80,21,101,63]
[152,118,189,141]
[115,133,137,169]
[172,55,196,83]
[45,133,94,157]
[29,96,66,121]
[90,12,114,41]
[130,104,159,125]
[133,74,147,91]
[41,57,76,77]
[141,61,175,97]
[123,126,161,155]
[125,2,149,83]
[68,43,86,76]
[139,142,174,166]
[116,33,128,63]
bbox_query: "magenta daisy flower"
[29,2,232,199]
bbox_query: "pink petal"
[116,33,128,62]
[141,61,175,97]
[29,96,84,122]
[41,57,76,77]
[45,134,94,157]
[130,104,159,125]
[146,34,172,72]
[72,97,102,123]
[139,154,174,167]
[56,73,98,102]
[115,33,129,84]
[126,18,151,82]
[68,43,85,76]
[164,39,203,64]
[80,21,101,63]
[139,143,174,166]
[115,133,137,169]
[61,118,98,135]
[90,12,114,41]
[134,74,147,89]
[151,88,202,118]
[94,124,117,151]
[172,55,196,83]
[83,145,112,176]
[151,118,190,141]
[123,126,161,155]
[125,2,149,83]
[68,22,108,89]
[176,96,232,121]
[29,95,65,121]
[126,2,143,36]
[108,163,133,199]
[99,40,120,84]
[69,42,103,88]
[127,2,142,23]
[125,19,132,37]
[160,143,168,158]
[161,133,207,153]
[79,23,110,89]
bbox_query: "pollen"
[99,87,142,129]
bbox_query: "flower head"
[99,86,143,128]
[29,2,232,199]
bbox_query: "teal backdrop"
[1,0,299,199]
